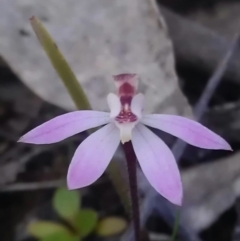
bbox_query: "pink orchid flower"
[19,74,231,205]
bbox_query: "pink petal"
[67,123,120,189]
[107,93,121,118]
[132,123,182,205]
[141,114,232,150]
[131,93,144,118]
[19,111,110,144]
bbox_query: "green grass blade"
[30,16,90,110]
[170,209,181,241]
[30,17,131,216]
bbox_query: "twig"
[0,179,65,192]
[160,6,240,85]
[154,34,240,240]
[152,33,240,240]
[194,34,240,120]
[122,26,240,241]
[172,33,239,161]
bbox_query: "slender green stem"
[170,209,181,241]
[30,16,90,110]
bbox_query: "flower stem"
[123,141,140,241]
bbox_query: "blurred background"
[0,0,240,240]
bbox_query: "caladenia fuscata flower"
[19,74,232,205]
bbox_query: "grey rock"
[181,152,240,231]
[0,0,191,117]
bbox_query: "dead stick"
[160,7,240,85]
[122,26,240,241]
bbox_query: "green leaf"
[53,187,80,221]
[75,209,98,237]
[96,217,127,237]
[28,221,71,238]
[30,16,91,110]
[40,232,78,241]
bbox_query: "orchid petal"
[131,93,144,118]
[19,111,110,144]
[132,123,182,205]
[67,123,120,189]
[107,93,121,118]
[141,114,232,150]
